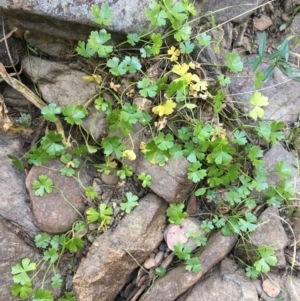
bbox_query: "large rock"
[0,220,59,300]
[236,205,289,269]
[180,258,258,301]
[25,158,93,233]
[229,63,300,124]
[0,134,39,238]
[22,56,98,107]
[73,194,167,301]
[142,230,237,301]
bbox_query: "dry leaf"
[154,116,168,130]
[126,88,135,98]
[189,61,201,70]
[262,279,280,297]
[110,82,121,92]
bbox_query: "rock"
[0,220,60,300]
[100,173,119,186]
[121,123,194,203]
[253,15,273,31]
[0,134,39,238]
[142,230,237,301]
[289,14,300,65]
[199,0,262,25]
[143,257,156,269]
[25,31,75,57]
[82,106,107,141]
[236,205,289,269]
[22,56,98,107]
[25,158,93,233]
[3,86,29,108]
[181,258,258,301]
[0,0,156,41]
[229,62,300,124]
[285,275,300,300]
[73,194,167,301]
[262,143,300,190]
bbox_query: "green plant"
[120,192,139,213]
[86,203,113,229]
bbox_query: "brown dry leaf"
[154,116,168,130]
[0,93,13,132]
[262,279,281,297]
[6,125,34,136]
[110,82,121,92]
[126,88,135,98]
[189,61,201,70]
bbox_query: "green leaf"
[58,292,76,301]
[144,2,168,26]
[245,266,259,279]
[238,213,257,232]
[258,31,267,56]
[196,32,211,46]
[195,187,206,196]
[174,23,191,42]
[155,266,166,277]
[186,232,207,246]
[276,161,292,179]
[11,258,36,285]
[151,33,163,55]
[255,69,264,89]
[174,242,191,260]
[35,232,51,248]
[32,175,53,196]
[127,33,140,45]
[87,29,113,57]
[166,203,187,225]
[51,274,63,288]
[85,186,98,200]
[76,41,94,58]
[7,154,24,171]
[249,91,269,120]
[254,245,277,273]
[99,203,113,226]
[179,40,194,54]
[92,3,114,26]
[60,166,75,177]
[107,57,127,76]
[213,89,225,113]
[138,173,152,188]
[187,161,207,183]
[120,192,139,213]
[217,74,231,86]
[43,248,59,263]
[40,131,65,156]
[101,136,125,159]
[65,237,84,253]
[225,52,243,73]
[86,207,100,222]
[201,220,214,233]
[137,77,158,97]
[140,45,153,58]
[25,146,55,166]
[154,132,174,150]
[123,56,142,73]
[62,104,88,125]
[185,257,202,273]
[11,283,33,300]
[117,164,133,180]
[233,130,247,145]
[32,289,53,301]
[41,103,61,122]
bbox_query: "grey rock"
[142,230,237,301]
[25,31,75,57]
[0,220,60,300]
[25,158,92,233]
[289,14,300,65]
[82,106,107,141]
[285,275,300,301]
[3,85,30,108]
[236,205,289,269]
[262,143,300,190]
[229,62,300,124]
[22,56,98,107]
[199,0,262,25]
[0,134,39,238]
[73,194,167,301]
[182,258,258,301]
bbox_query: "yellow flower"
[167,46,181,62]
[123,150,136,161]
[152,99,176,116]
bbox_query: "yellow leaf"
[123,150,136,161]
[250,106,265,121]
[190,74,208,91]
[172,63,189,77]
[250,91,269,107]
[167,46,181,62]
[152,99,176,116]
[104,156,117,169]
[93,74,102,84]
[83,75,95,82]
[83,74,102,84]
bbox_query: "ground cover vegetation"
[6,0,300,300]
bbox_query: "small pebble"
[88,223,98,231]
[143,258,156,269]
[154,251,165,266]
[87,234,95,243]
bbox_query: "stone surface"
[0,0,155,41]
[82,106,107,141]
[229,62,300,124]
[22,56,98,107]
[72,194,167,301]
[285,275,300,301]
[262,143,300,190]
[0,220,60,300]
[25,158,93,233]
[3,85,29,108]
[182,258,258,301]
[199,0,263,24]
[25,31,75,58]
[121,123,194,203]
[142,230,238,301]
[236,205,289,269]
[0,134,39,238]
[289,14,300,65]
[253,15,273,31]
